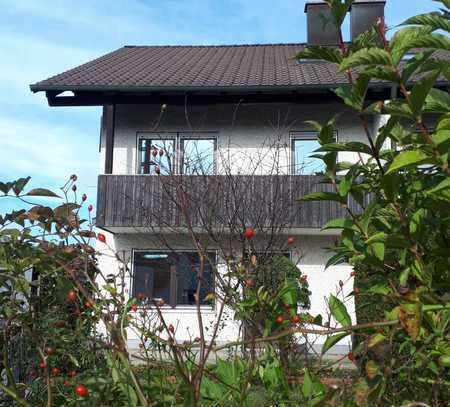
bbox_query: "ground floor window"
[132,251,215,307]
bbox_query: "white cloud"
[0,115,99,191]
[0,32,100,106]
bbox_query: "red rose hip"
[67,290,77,302]
[75,384,89,397]
[291,315,300,324]
[243,228,256,239]
[244,279,255,288]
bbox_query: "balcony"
[96,175,361,231]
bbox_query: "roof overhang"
[31,83,397,107]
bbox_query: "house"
[30,0,399,353]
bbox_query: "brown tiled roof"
[30,44,352,92]
[30,44,449,93]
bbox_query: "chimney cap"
[305,0,386,13]
[351,0,386,7]
[304,1,326,13]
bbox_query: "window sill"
[142,306,215,314]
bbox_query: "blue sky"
[0,0,439,213]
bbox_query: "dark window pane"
[181,138,215,175]
[173,252,214,306]
[133,251,215,307]
[133,252,171,303]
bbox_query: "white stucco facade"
[96,101,378,352]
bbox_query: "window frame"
[179,136,218,175]
[131,249,217,309]
[137,135,176,175]
[136,132,218,175]
[290,130,338,175]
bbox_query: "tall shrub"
[297,0,450,404]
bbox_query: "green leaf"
[338,178,352,197]
[364,66,398,83]
[433,130,450,153]
[410,208,427,234]
[26,188,61,198]
[53,203,80,219]
[68,354,80,368]
[368,333,386,348]
[334,74,370,111]
[428,177,450,195]
[299,192,346,203]
[0,182,14,194]
[409,70,440,118]
[365,232,387,245]
[296,47,343,64]
[403,12,450,33]
[305,117,337,145]
[427,178,450,202]
[403,32,450,52]
[216,359,241,387]
[400,51,433,83]
[325,0,353,26]
[325,252,349,269]
[434,0,450,9]
[390,26,433,64]
[322,332,349,354]
[316,142,372,155]
[383,100,414,119]
[279,280,298,307]
[12,177,31,195]
[201,376,224,400]
[302,368,326,401]
[328,295,352,327]
[425,88,450,112]
[371,242,385,261]
[385,150,432,174]
[359,200,379,235]
[367,283,391,295]
[322,218,356,231]
[340,48,391,71]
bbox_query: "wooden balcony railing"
[96,175,362,230]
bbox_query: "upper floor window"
[291,131,336,175]
[139,138,175,175]
[181,138,216,175]
[138,133,216,175]
[132,251,215,307]
[291,132,325,175]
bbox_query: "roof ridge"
[124,43,307,49]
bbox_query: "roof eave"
[30,82,394,95]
